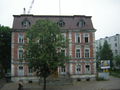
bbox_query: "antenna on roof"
[28,0,35,14]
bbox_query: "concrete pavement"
[1,76,120,90]
[0,78,6,89]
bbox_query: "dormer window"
[57,20,65,27]
[21,18,31,27]
[77,19,85,27]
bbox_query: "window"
[61,49,66,56]
[21,18,31,27]
[85,65,90,73]
[76,48,81,58]
[85,48,90,58]
[61,66,66,72]
[77,19,85,27]
[61,66,66,74]
[19,50,24,59]
[76,33,80,43]
[114,37,117,41]
[18,47,24,60]
[29,68,33,76]
[18,33,24,43]
[61,33,66,41]
[115,50,118,55]
[57,20,65,27]
[19,66,23,70]
[76,64,81,74]
[84,33,89,43]
[115,43,117,47]
[18,66,24,76]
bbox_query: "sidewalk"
[0,78,6,89]
[1,76,120,90]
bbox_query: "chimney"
[23,8,26,14]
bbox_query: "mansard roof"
[12,14,96,31]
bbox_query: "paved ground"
[1,76,120,90]
[0,78,6,89]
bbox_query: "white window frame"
[18,46,24,60]
[29,68,33,76]
[85,64,91,74]
[61,49,66,56]
[18,33,24,43]
[84,33,89,43]
[76,64,81,74]
[76,48,81,58]
[75,33,81,43]
[61,66,66,75]
[84,48,90,58]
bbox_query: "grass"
[110,70,120,78]
[96,77,107,81]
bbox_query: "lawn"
[110,70,120,78]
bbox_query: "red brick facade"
[11,14,96,81]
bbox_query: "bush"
[96,77,106,81]
[110,70,120,78]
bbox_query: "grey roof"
[12,14,95,31]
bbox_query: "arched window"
[77,19,85,27]
[57,19,65,27]
[21,18,31,27]
[76,64,81,74]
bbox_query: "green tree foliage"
[25,20,67,90]
[100,40,113,60]
[97,40,113,68]
[113,55,120,69]
[0,25,11,77]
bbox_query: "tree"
[96,44,102,71]
[113,55,120,69]
[99,40,113,68]
[0,25,11,77]
[25,20,67,90]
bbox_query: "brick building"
[11,14,96,81]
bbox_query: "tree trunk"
[43,77,46,90]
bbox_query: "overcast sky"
[0,0,120,40]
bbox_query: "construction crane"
[27,0,35,14]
